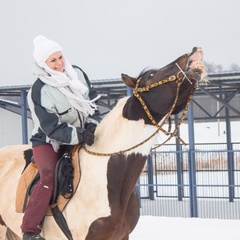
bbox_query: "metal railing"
[137,143,240,219]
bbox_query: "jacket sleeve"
[34,103,79,144]
[29,79,80,145]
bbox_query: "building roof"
[1,71,240,93]
[0,71,240,119]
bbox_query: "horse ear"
[121,73,137,88]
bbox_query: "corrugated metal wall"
[0,108,33,148]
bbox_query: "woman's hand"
[77,127,95,146]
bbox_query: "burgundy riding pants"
[21,144,59,234]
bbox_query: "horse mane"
[137,67,158,79]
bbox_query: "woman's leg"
[21,144,59,234]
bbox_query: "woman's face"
[45,51,64,72]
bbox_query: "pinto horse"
[0,47,206,240]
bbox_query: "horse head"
[122,47,206,125]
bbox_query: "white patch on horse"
[91,97,166,156]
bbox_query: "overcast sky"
[1,0,240,86]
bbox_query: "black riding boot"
[23,232,45,240]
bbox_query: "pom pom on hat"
[33,35,62,67]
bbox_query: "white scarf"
[32,59,100,118]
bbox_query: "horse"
[0,47,206,240]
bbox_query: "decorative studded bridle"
[83,63,197,156]
[133,63,197,150]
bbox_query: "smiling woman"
[45,52,65,72]
[18,35,100,240]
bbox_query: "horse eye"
[149,73,155,78]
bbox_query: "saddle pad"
[15,145,81,216]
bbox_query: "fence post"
[187,102,198,217]
[175,115,184,201]
[126,86,133,96]
[147,154,155,200]
[135,179,141,207]
[21,89,28,144]
[225,97,234,202]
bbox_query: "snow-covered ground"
[158,121,239,144]
[130,216,240,240]
[130,121,240,239]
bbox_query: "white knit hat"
[33,35,62,67]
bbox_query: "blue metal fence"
[137,143,240,219]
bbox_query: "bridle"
[83,63,197,156]
[133,63,196,150]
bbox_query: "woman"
[21,35,99,240]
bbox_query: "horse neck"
[94,97,157,156]
[77,99,158,211]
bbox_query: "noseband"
[133,63,197,149]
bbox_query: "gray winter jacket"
[28,66,99,149]
[28,78,87,148]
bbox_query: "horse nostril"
[192,47,198,52]
[188,69,202,81]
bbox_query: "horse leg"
[120,191,140,240]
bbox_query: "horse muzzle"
[186,47,208,84]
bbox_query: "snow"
[130,216,240,240]
[130,121,240,239]
[157,121,239,145]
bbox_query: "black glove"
[77,127,95,146]
[91,109,102,123]
[85,122,97,134]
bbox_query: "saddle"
[15,145,81,216]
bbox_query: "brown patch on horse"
[85,153,146,239]
[0,215,6,226]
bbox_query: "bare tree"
[229,63,240,71]
[203,61,223,73]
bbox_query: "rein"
[83,64,196,156]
